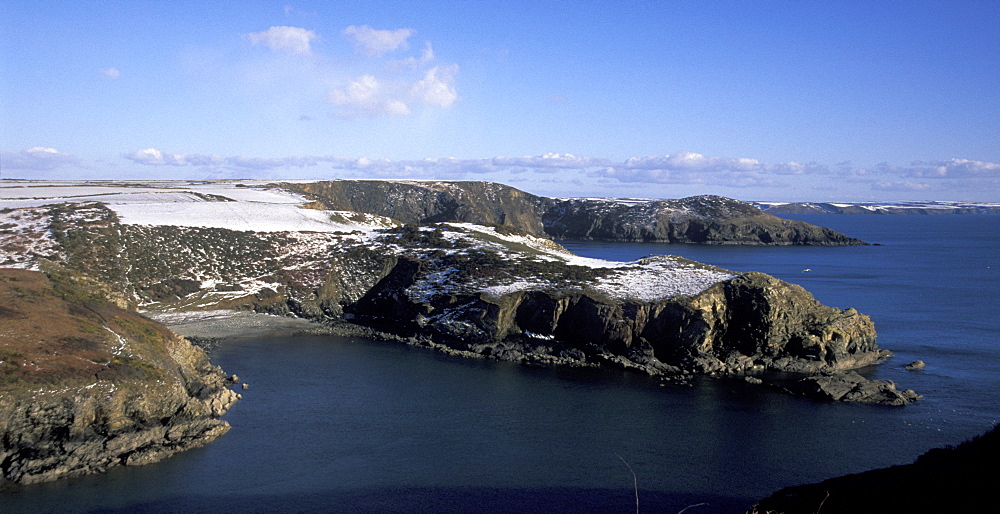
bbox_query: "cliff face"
[277,181,866,245]
[539,196,868,245]
[279,180,546,235]
[0,268,239,485]
[1,202,914,406]
[340,252,887,380]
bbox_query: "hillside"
[0,182,915,408]
[276,180,867,245]
[0,266,239,484]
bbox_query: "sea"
[3,215,998,513]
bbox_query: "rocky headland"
[0,180,919,483]
[278,180,868,245]
[0,266,239,485]
[1,193,914,405]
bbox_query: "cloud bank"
[1,147,81,172]
[110,148,1000,199]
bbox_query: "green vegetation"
[0,349,26,384]
[114,316,165,346]
[108,354,164,381]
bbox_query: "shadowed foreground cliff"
[0,267,239,485]
[749,425,1000,513]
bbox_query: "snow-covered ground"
[0,181,396,232]
[401,223,737,302]
[1,180,739,303]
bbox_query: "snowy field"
[1,180,739,302]
[0,181,395,232]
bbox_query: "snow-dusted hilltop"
[279,180,869,245]
[0,180,915,408]
[1,179,867,244]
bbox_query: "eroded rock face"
[0,268,239,485]
[341,256,886,382]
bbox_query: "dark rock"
[749,425,1000,513]
[539,195,868,245]
[905,360,926,370]
[781,371,921,405]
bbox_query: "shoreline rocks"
[0,268,240,485]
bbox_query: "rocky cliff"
[3,201,912,405]
[0,267,239,485]
[277,180,867,245]
[538,195,867,244]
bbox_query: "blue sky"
[2,1,998,201]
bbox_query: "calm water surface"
[3,215,998,513]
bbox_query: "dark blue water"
[3,216,998,513]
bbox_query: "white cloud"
[492,153,609,170]
[114,149,995,198]
[903,158,1000,178]
[1,147,81,171]
[392,42,436,69]
[226,156,324,170]
[384,100,412,116]
[101,67,120,79]
[327,74,413,117]
[124,148,223,166]
[247,26,317,55]
[613,153,829,180]
[326,63,459,118]
[409,65,458,108]
[328,75,382,109]
[343,25,413,57]
[873,180,931,191]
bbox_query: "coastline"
[147,310,334,340]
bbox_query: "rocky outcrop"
[779,371,920,406]
[1,204,913,406]
[0,267,239,485]
[338,252,894,387]
[538,195,868,245]
[277,180,866,245]
[279,180,546,234]
[749,424,1000,513]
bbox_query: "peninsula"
[0,180,917,484]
